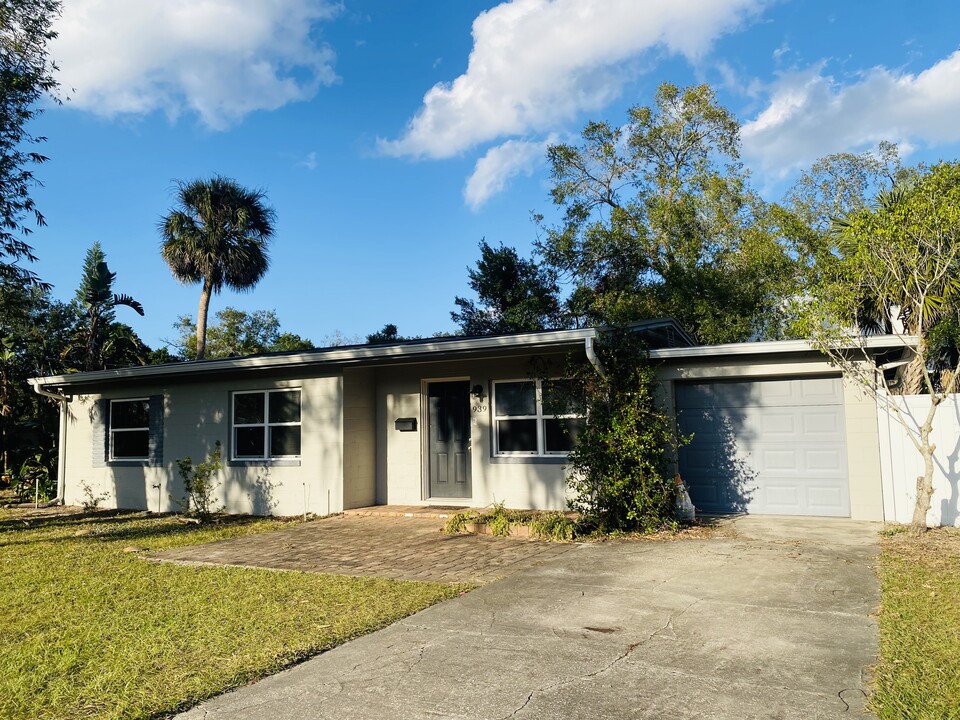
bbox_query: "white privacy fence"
[877,392,960,527]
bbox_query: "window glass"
[270,426,301,456]
[111,399,149,429]
[544,418,586,453]
[495,381,536,416]
[496,419,538,453]
[541,379,584,416]
[113,429,149,458]
[234,393,265,424]
[234,426,266,458]
[269,390,301,424]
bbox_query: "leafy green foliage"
[175,442,224,521]
[565,331,681,533]
[537,83,798,343]
[451,240,566,335]
[365,323,420,344]
[160,176,276,360]
[797,161,960,531]
[174,307,313,360]
[0,0,61,287]
[442,505,576,541]
[73,243,146,370]
[529,511,576,541]
[0,282,76,475]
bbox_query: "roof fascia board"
[649,335,918,361]
[30,328,599,389]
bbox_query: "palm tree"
[76,244,145,371]
[159,176,275,360]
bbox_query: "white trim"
[492,379,583,457]
[649,335,916,360]
[231,388,302,461]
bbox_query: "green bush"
[529,511,576,541]
[565,331,682,533]
[175,442,224,521]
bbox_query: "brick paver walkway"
[151,514,577,584]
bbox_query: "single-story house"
[29,321,908,521]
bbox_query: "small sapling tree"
[798,162,960,534]
[175,442,224,521]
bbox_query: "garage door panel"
[676,377,849,517]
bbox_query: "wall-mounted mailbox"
[394,417,417,432]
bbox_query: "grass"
[873,526,960,719]
[0,508,465,720]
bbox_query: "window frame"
[491,379,584,457]
[108,397,151,461]
[231,389,302,461]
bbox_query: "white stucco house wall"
[29,321,920,522]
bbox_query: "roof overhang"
[649,334,917,361]
[29,327,602,392]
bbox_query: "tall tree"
[159,176,275,360]
[537,83,797,343]
[451,240,565,335]
[0,0,60,286]
[74,243,144,371]
[798,162,960,533]
[365,323,419,345]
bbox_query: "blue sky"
[26,0,960,350]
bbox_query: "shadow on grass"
[0,510,279,550]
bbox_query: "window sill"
[489,456,569,465]
[228,459,302,468]
[107,459,152,467]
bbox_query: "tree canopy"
[451,240,565,336]
[537,83,798,343]
[0,0,61,286]
[799,161,960,532]
[174,307,313,360]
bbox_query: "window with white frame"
[492,379,585,456]
[110,398,150,460]
[232,389,301,460]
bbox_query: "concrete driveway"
[176,516,880,720]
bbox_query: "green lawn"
[0,509,465,720]
[873,526,960,720]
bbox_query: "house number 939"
[471,404,487,413]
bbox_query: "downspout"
[28,380,70,507]
[584,335,607,379]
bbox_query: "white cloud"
[52,0,341,129]
[379,0,767,159]
[299,151,319,171]
[464,138,550,210]
[742,51,960,175]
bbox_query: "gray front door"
[428,381,471,499]
[676,376,850,517]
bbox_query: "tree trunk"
[195,278,213,361]
[910,403,939,536]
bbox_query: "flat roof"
[30,321,912,393]
[30,327,602,391]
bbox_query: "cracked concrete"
[175,516,880,720]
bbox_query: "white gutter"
[27,380,70,506]
[648,334,917,360]
[584,334,607,379]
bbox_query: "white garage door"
[676,377,850,517]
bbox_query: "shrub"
[529,511,576,541]
[175,442,223,521]
[565,331,683,533]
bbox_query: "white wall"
[376,355,572,511]
[878,392,960,527]
[63,372,343,517]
